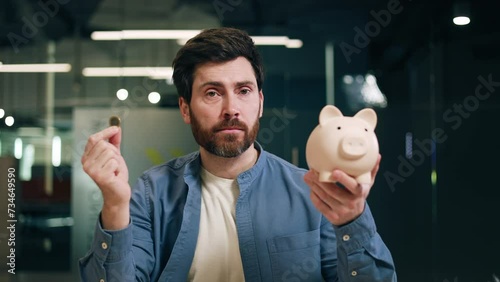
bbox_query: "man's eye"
[240,89,250,95]
[207,91,218,97]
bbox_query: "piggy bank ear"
[319,105,343,126]
[354,108,377,129]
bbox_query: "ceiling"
[0,0,499,129]
[1,0,437,49]
[3,0,497,53]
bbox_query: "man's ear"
[259,90,264,118]
[179,97,191,124]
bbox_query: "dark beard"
[189,110,260,158]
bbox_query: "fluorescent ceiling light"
[0,64,71,73]
[453,16,470,25]
[82,67,173,78]
[251,36,289,45]
[285,39,303,49]
[252,36,303,48]
[92,30,303,48]
[149,74,173,80]
[453,2,471,26]
[91,30,202,40]
[178,35,303,48]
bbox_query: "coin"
[109,116,121,127]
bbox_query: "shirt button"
[101,242,108,250]
[351,270,358,276]
[342,234,350,241]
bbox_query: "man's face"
[179,56,264,158]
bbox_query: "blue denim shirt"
[79,144,397,281]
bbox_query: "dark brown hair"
[172,27,264,103]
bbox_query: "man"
[79,27,397,281]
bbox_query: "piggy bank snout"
[339,136,368,159]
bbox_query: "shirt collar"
[183,142,267,189]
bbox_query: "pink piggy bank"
[305,105,379,184]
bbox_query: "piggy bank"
[305,105,379,184]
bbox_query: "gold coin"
[109,116,121,127]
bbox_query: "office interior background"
[0,0,499,281]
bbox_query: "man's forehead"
[193,58,257,86]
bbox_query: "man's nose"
[222,95,240,119]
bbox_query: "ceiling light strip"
[91,30,303,48]
[0,64,71,73]
[82,67,173,77]
[91,30,202,40]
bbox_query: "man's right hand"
[82,126,131,230]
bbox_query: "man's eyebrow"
[198,80,257,89]
[199,81,223,89]
[235,80,257,88]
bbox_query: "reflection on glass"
[5,116,14,126]
[20,144,35,181]
[14,138,22,159]
[341,73,388,112]
[52,136,61,167]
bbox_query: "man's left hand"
[303,155,381,226]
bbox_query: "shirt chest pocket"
[267,229,323,282]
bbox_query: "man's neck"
[199,145,259,179]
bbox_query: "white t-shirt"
[187,167,245,282]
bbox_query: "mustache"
[212,119,248,131]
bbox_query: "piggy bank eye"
[337,126,341,130]
[364,128,368,132]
